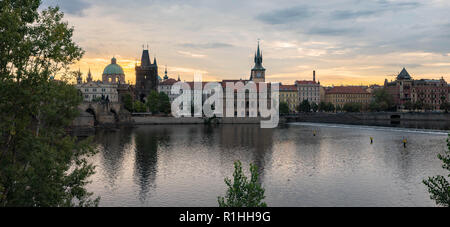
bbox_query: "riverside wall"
[285,112,450,130]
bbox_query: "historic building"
[384,68,449,110]
[324,86,371,109]
[154,41,273,117]
[279,84,298,113]
[75,69,119,103]
[102,57,125,84]
[249,41,265,83]
[135,48,159,101]
[158,77,181,102]
[295,71,321,104]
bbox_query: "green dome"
[103,57,124,75]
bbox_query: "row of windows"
[84,88,109,92]
[330,94,369,98]
[333,99,369,103]
[298,87,319,91]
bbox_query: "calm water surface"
[86,123,448,207]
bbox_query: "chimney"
[313,70,316,82]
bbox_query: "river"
[85,123,448,206]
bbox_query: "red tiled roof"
[326,86,370,94]
[279,84,297,91]
[159,78,178,85]
[295,80,318,85]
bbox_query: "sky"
[41,0,450,86]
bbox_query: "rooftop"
[326,86,370,94]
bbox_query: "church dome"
[103,57,124,75]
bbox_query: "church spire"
[153,57,157,66]
[164,65,168,80]
[252,40,264,70]
[87,68,93,82]
[76,68,82,84]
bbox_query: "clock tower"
[250,41,265,83]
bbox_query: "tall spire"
[153,57,157,66]
[87,68,93,82]
[140,49,151,67]
[252,39,264,70]
[164,65,168,80]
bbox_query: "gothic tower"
[250,41,266,83]
[76,69,82,84]
[87,68,93,83]
[135,48,159,101]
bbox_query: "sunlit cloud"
[42,0,450,86]
[177,51,207,58]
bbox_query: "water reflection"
[86,123,448,207]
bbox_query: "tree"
[327,102,335,112]
[0,1,98,206]
[440,102,450,113]
[158,92,171,114]
[298,100,311,113]
[319,101,327,112]
[122,93,133,112]
[132,101,147,112]
[279,102,289,115]
[147,90,159,114]
[343,103,362,112]
[404,101,414,111]
[311,102,319,112]
[218,161,267,207]
[413,101,424,111]
[423,135,450,207]
[371,88,395,111]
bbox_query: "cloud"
[307,27,362,36]
[177,51,207,58]
[42,0,91,16]
[255,6,313,25]
[331,0,421,20]
[179,42,234,49]
[331,10,378,20]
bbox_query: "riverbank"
[71,111,450,131]
[285,112,450,130]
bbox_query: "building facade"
[295,71,321,104]
[158,78,181,102]
[384,68,449,110]
[324,86,371,109]
[280,84,298,113]
[76,81,119,103]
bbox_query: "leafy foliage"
[218,161,267,207]
[423,135,450,207]
[311,102,319,112]
[369,88,395,112]
[319,102,335,112]
[132,101,147,112]
[298,100,311,113]
[147,90,160,113]
[440,102,450,113]
[158,92,171,114]
[122,93,133,112]
[0,1,98,206]
[279,102,289,115]
[343,102,362,112]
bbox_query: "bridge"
[73,102,132,127]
